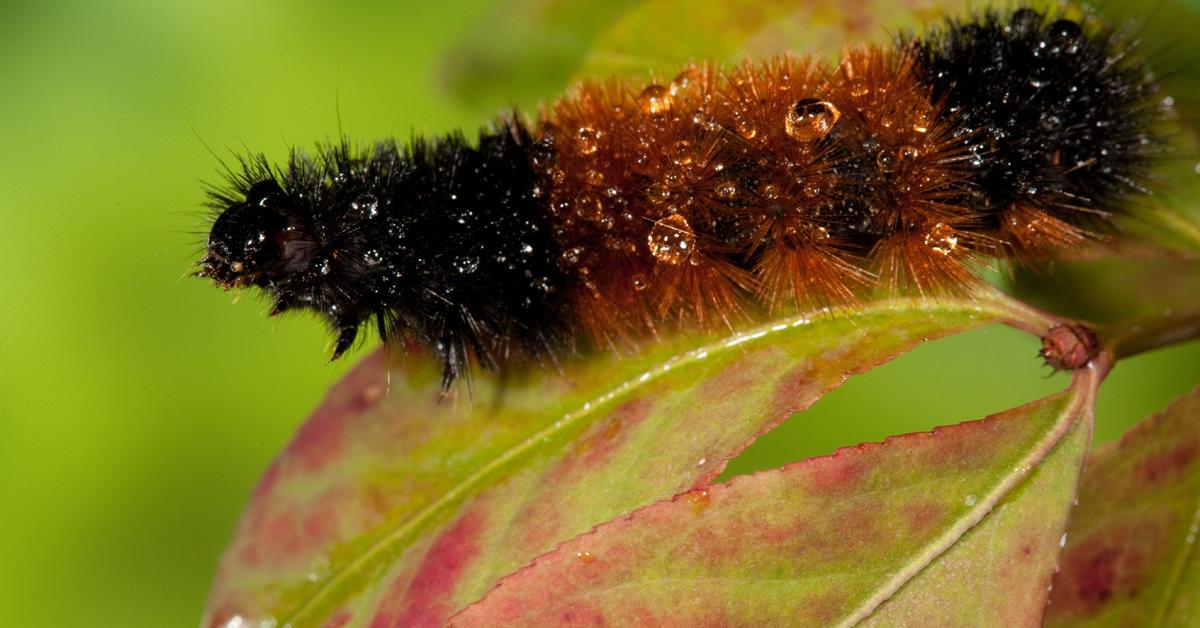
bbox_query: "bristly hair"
[199,119,567,387]
[196,7,1166,388]
[909,7,1164,260]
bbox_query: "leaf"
[443,0,961,108]
[1046,387,1200,626]
[201,296,1049,627]
[453,369,1099,626]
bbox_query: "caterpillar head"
[200,179,293,288]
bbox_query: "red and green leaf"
[1047,388,1200,626]
[202,295,1050,627]
[453,369,1098,626]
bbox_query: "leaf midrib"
[282,296,1029,624]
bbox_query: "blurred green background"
[1,1,1197,626]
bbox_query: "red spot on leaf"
[572,397,655,469]
[287,352,386,472]
[805,448,871,495]
[1049,527,1152,618]
[371,507,485,628]
[251,460,281,500]
[766,362,822,421]
[324,611,353,627]
[1073,547,1120,609]
[234,485,350,568]
[1139,442,1197,484]
[903,500,944,537]
[557,601,606,625]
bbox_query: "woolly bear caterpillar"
[196,7,1165,387]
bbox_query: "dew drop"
[631,273,649,291]
[1009,8,1041,34]
[876,149,898,173]
[924,222,959,256]
[576,550,596,564]
[898,145,920,161]
[849,80,869,98]
[715,181,737,200]
[584,169,605,186]
[761,183,780,200]
[647,213,695,265]
[363,249,383,266]
[964,494,977,506]
[686,490,711,513]
[453,255,480,274]
[1047,19,1081,53]
[735,118,758,139]
[672,139,693,166]
[575,191,604,222]
[576,126,600,155]
[639,84,673,115]
[784,98,840,141]
[647,183,673,205]
[351,193,379,218]
[670,67,699,95]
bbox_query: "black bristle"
[912,7,1162,224]
[201,119,565,387]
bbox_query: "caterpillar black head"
[200,180,291,288]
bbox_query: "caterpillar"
[196,7,1165,387]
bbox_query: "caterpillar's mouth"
[195,254,260,289]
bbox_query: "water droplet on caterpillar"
[584,169,605,186]
[453,255,480,274]
[648,213,695,265]
[784,98,840,141]
[648,184,673,205]
[1008,8,1042,35]
[575,191,604,222]
[576,126,600,155]
[715,181,737,200]
[631,273,649,291]
[672,140,693,166]
[670,67,699,95]
[735,118,758,139]
[876,149,897,173]
[351,193,379,218]
[639,84,673,115]
[924,222,959,256]
[1046,19,1081,54]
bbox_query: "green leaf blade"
[201,298,1033,626]
[453,370,1098,626]
[1047,387,1200,627]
